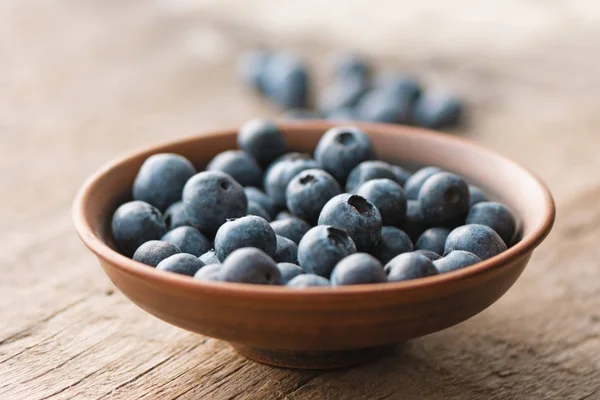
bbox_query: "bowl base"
[232,343,397,369]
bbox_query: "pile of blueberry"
[111,120,516,288]
[237,51,463,130]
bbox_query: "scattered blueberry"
[279,108,321,120]
[161,226,211,257]
[112,201,167,257]
[318,194,383,251]
[404,166,442,200]
[445,224,507,260]
[331,253,386,286]
[264,152,319,207]
[413,92,463,129]
[356,178,407,227]
[384,252,438,282]
[157,253,205,276]
[237,50,271,94]
[194,264,223,282]
[263,53,309,109]
[418,172,470,225]
[220,248,281,285]
[207,150,263,187]
[132,153,196,211]
[182,171,247,235]
[355,89,412,124]
[244,187,279,218]
[199,249,220,265]
[286,168,341,224]
[413,249,441,261]
[132,240,181,267]
[327,107,356,122]
[331,53,370,83]
[162,201,193,231]
[345,161,401,193]
[238,119,286,167]
[298,226,357,277]
[274,235,298,263]
[270,217,311,245]
[469,185,488,208]
[399,200,429,240]
[314,126,375,183]
[391,165,411,187]
[214,215,277,261]
[318,76,367,116]
[287,274,330,288]
[374,72,422,103]
[415,227,451,256]
[276,262,304,284]
[247,201,272,222]
[434,250,481,274]
[371,226,413,264]
[466,202,516,246]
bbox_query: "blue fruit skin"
[161,226,211,257]
[345,161,403,193]
[274,235,298,263]
[238,119,287,167]
[384,252,439,282]
[314,126,376,183]
[237,50,271,94]
[279,108,321,120]
[374,72,422,103]
[220,248,281,285]
[434,250,481,274]
[247,201,272,222]
[194,264,223,281]
[132,240,181,267]
[297,226,357,277]
[199,250,220,265]
[112,201,167,257]
[276,262,304,284]
[244,187,279,218]
[286,169,341,224]
[287,274,330,288]
[415,227,451,256]
[332,53,370,82]
[413,93,463,129]
[157,253,205,276]
[274,211,295,221]
[400,200,429,240]
[468,185,488,208]
[318,75,367,116]
[356,178,407,227]
[318,194,383,252]
[327,107,356,122]
[413,249,441,261]
[466,201,516,246]
[214,215,277,261]
[371,226,413,265]
[264,153,319,207]
[331,253,386,286]
[391,165,411,187]
[182,171,247,235]
[355,89,412,124]
[270,217,311,245]
[445,224,507,260]
[263,53,310,109]
[133,153,196,211]
[404,166,442,200]
[162,201,194,231]
[207,150,263,188]
[418,172,470,226]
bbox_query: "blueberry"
[345,161,402,193]
[413,92,463,129]
[314,126,375,183]
[466,202,516,246]
[279,108,321,120]
[371,226,413,264]
[404,166,442,200]
[400,200,429,240]
[274,235,298,263]
[161,226,211,257]
[318,194,383,251]
[263,53,309,109]
[270,217,311,244]
[391,165,411,187]
[286,169,341,224]
[356,178,407,227]
[413,249,441,261]
[469,185,488,207]
[331,53,370,82]
[445,224,507,260]
[244,187,278,218]
[221,248,281,285]
[157,253,205,276]
[274,210,295,221]
[199,249,220,265]
[434,250,481,274]
[327,107,356,122]
[238,119,287,167]
[247,201,272,222]
[194,264,223,282]
[297,226,357,277]
[112,201,167,257]
[287,274,330,288]
[331,253,386,286]
[355,89,412,124]
[162,201,193,231]
[132,153,196,211]
[237,50,271,94]
[384,252,438,282]
[415,227,451,255]
[374,72,422,103]
[214,215,277,261]
[207,150,263,187]
[418,172,470,225]
[318,75,367,116]
[182,171,247,235]
[264,153,319,207]
[276,262,304,284]
[132,240,181,267]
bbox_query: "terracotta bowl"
[73,121,555,369]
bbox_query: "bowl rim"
[73,121,555,298]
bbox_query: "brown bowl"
[73,122,555,369]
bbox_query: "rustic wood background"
[1,1,599,399]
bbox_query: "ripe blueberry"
[276,262,304,284]
[220,248,281,285]
[384,252,438,282]
[207,150,262,187]
[297,226,357,277]
[356,178,407,227]
[418,172,470,225]
[161,226,211,257]
[157,253,205,276]
[112,201,167,257]
[270,216,311,245]
[415,227,451,256]
[330,253,386,286]
[274,235,298,263]
[238,119,286,167]
[132,240,181,267]
[287,274,330,288]
[285,168,341,224]
[445,224,507,260]
[404,166,442,200]
[214,215,277,261]
[371,226,413,265]
[466,201,516,245]
[264,152,319,207]
[434,250,481,274]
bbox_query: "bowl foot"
[232,343,397,369]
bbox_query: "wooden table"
[1,1,599,398]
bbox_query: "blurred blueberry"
[287,274,330,288]
[162,201,193,231]
[413,92,463,129]
[404,166,442,200]
[466,201,516,245]
[445,224,507,260]
[244,187,278,218]
[327,107,357,122]
[274,210,295,221]
[413,249,441,261]
[270,217,311,245]
[207,150,263,187]
[157,253,205,276]
[247,201,272,221]
[384,252,438,282]
[274,235,298,263]
[238,119,287,167]
[355,89,412,124]
[390,165,411,187]
[263,53,310,109]
[415,227,450,256]
[194,264,223,282]
[469,185,488,208]
[399,200,430,240]
[199,250,220,265]
[277,262,304,284]
[279,108,322,120]
[374,72,422,103]
[133,240,181,267]
[318,75,368,116]
[434,250,481,274]
[345,160,402,193]
[371,226,413,265]
[237,49,271,94]
[331,53,370,82]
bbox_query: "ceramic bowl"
[73,121,555,369]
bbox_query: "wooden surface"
[0,1,598,399]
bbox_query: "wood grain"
[0,0,598,399]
